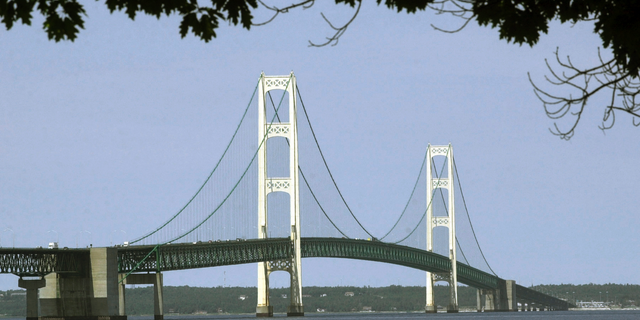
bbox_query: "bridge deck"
[0,238,572,309]
[118,237,499,289]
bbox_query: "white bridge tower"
[256,72,304,317]
[425,144,459,313]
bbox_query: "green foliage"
[0,0,258,42]
[120,283,640,314]
[376,0,431,14]
[532,283,640,307]
[0,0,85,41]
[1,0,638,77]
[1,0,639,135]
[0,290,26,316]
[473,0,640,77]
[4,284,640,316]
[122,285,484,315]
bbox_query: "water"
[2,311,639,319]
[128,310,640,319]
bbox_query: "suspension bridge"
[0,73,573,319]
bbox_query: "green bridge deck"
[0,237,572,310]
[118,237,499,289]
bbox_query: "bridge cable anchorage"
[452,157,497,276]
[392,147,450,244]
[431,157,470,265]
[167,75,294,244]
[267,91,350,238]
[296,85,377,240]
[379,148,428,241]
[130,75,263,245]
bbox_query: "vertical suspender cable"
[391,148,449,244]
[130,76,262,245]
[296,86,376,239]
[166,76,292,244]
[452,157,497,275]
[379,150,428,241]
[268,92,350,238]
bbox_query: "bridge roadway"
[0,237,572,310]
[119,237,498,289]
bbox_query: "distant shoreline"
[2,284,640,317]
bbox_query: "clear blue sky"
[1,2,638,290]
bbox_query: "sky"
[1,1,639,292]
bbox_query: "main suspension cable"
[379,149,427,241]
[392,148,449,244]
[130,75,262,244]
[267,91,350,238]
[453,157,497,275]
[166,76,293,244]
[296,85,376,239]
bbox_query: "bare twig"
[529,48,640,139]
[428,0,474,33]
[253,0,360,47]
[252,1,315,26]
[308,0,362,47]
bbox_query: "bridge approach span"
[117,237,499,289]
[0,248,88,276]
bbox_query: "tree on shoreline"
[1,0,638,138]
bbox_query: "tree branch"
[529,48,640,140]
[428,0,474,34]
[308,0,361,47]
[252,0,315,26]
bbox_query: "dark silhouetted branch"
[308,0,361,47]
[529,48,640,140]
[428,0,474,33]
[252,0,315,26]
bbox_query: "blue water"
[126,310,640,319]
[2,311,640,319]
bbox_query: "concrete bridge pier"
[256,262,273,317]
[286,266,304,317]
[121,273,164,320]
[18,277,46,320]
[484,289,497,311]
[504,280,517,311]
[483,280,517,312]
[476,289,485,312]
[39,247,125,320]
[118,274,126,317]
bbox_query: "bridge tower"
[425,144,459,313]
[256,72,304,317]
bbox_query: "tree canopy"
[1,0,639,139]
